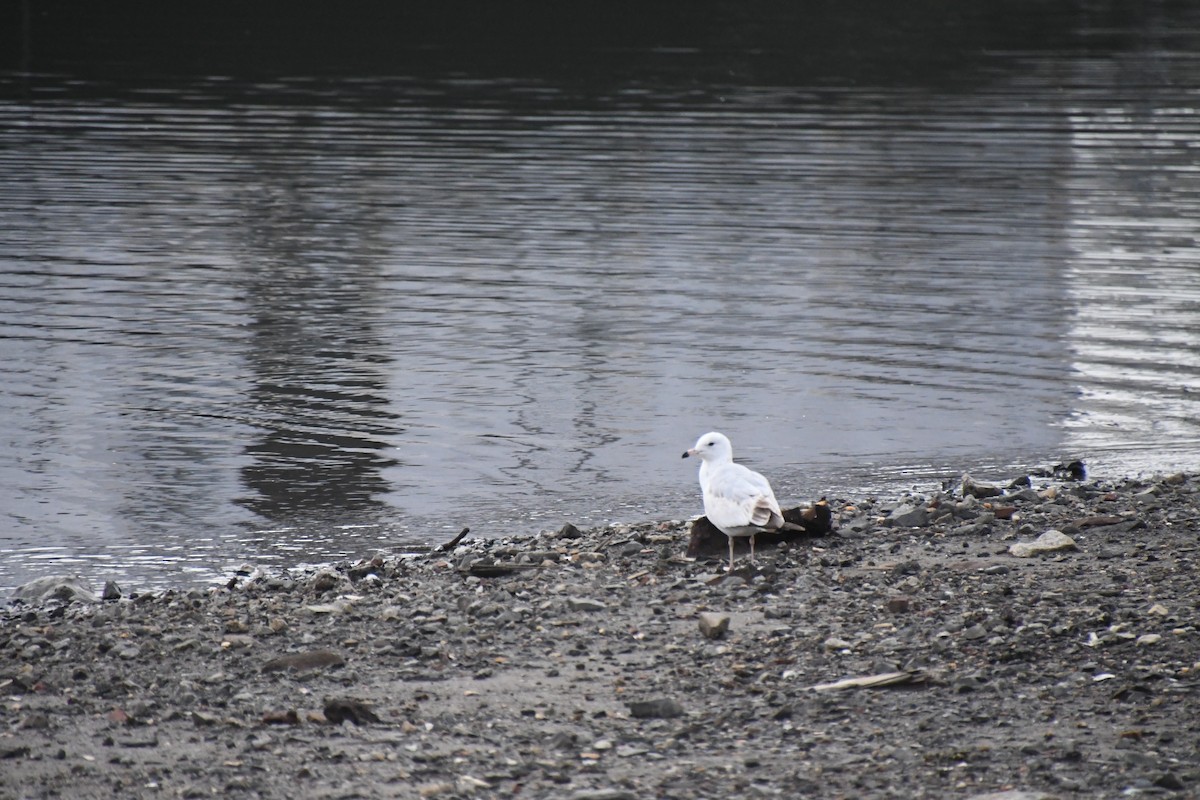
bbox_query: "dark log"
[686,499,833,558]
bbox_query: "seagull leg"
[727,535,735,572]
[750,533,756,563]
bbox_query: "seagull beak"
[682,449,695,459]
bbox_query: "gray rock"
[569,791,638,800]
[12,575,97,604]
[698,612,730,639]
[557,523,583,539]
[886,596,912,613]
[962,473,1004,499]
[1154,773,1186,792]
[1009,530,1077,558]
[887,503,930,528]
[261,650,346,674]
[101,581,122,601]
[567,597,607,612]
[962,624,988,641]
[627,698,684,719]
[966,791,1059,800]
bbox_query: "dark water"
[2,3,1199,592]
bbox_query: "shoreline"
[3,469,1198,799]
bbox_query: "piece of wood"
[436,527,470,552]
[687,499,832,557]
[807,670,926,692]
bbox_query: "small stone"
[308,569,344,593]
[698,612,730,639]
[1154,772,1186,792]
[262,650,346,674]
[966,791,1059,800]
[991,506,1017,520]
[961,474,1004,499]
[823,637,853,651]
[569,791,638,800]
[101,581,122,601]
[567,597,607,612]
[627,698,684,719]
[323,698,381,725]
[0,744,30,759]
[1148,603,1169,616]
[886,597,911,613]
[1009,530,1077,558]
[1137,634,1162,646]
[961,624,988,641]
[557,523,583,540]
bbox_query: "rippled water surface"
[2,4,1199,591]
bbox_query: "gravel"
[2,471,1198,799]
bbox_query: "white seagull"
[683,431,785,571]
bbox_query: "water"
[2,4,1199,592]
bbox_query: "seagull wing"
[702,463,784,532]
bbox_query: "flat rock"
[966,792,1059,800]
[569,791,638,800]
[886,503,930,528]
[262,650,346,674]
[11,575,97,604]
[962,473,1004,499]
[1009,530,1077,558]
[323,697,381,725]
[567,596,607,612]
[627,698,684,719]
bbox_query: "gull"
[682,431,785,571]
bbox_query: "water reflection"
[233,179,401,520]
[1061,46,1200,466]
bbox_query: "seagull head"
[682,431,733,463]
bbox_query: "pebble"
[886,597,912,613]
[627,698,684,719]
[1009,530,1077,558]
[261,650,346,674]
[698,612,730,639]
[557,523,584,539]
[567,597,607,612]
[961,473,1004,499]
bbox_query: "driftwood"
[436,527,471,552]
[807,670,927,692]
[686,499,833,558]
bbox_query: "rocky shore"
[3,469,1198,799]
